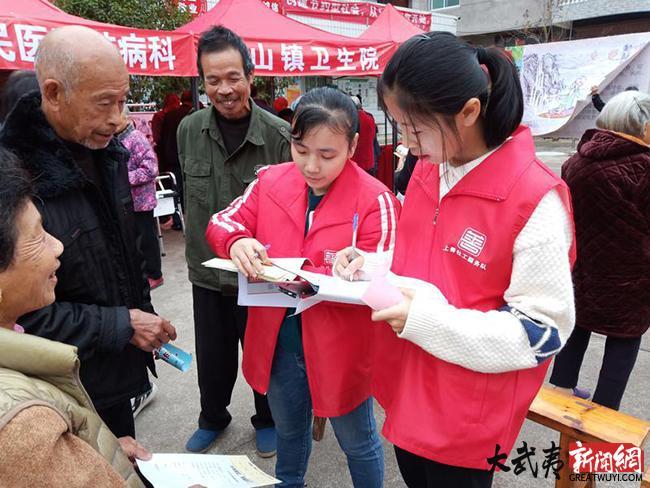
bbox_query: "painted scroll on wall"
[509,32,650,136]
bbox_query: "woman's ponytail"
[476,46,523,148]
[379,32,523,152]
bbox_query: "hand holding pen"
[230,238,271,278]
[334,213,365,281]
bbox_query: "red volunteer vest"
[242,161,399,417]
[353,109,377,171]
[373,127,575,469]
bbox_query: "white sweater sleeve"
[398,188,575,373]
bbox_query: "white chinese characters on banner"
[119,33,148,69]
[262,1,280,13]
[281,43,305,72]
[0,22,189,75]
[336,47,356,71]
[104,32,176,71]
[148,37,175,70]
[0,24,16,62]
[310,46,330,71]
[15,24,47,63]
[360,47,379,71]
[251,43,274,71]
[248,42,386,74]
[177,0,205,17]
[273,0,433,30]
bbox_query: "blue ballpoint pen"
[352,213,359,255]
[346,213,360,281]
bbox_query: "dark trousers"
[97,400,135,438]
[394,446,493,488]
[134,210,162,280]
[192,285,274,431]
[550,326,642,410]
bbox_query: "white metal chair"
[154,172,185,256]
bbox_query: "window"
[431,0,459,9]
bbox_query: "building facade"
[423,0,650,44]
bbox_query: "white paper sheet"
[293,270,369,314]
[202,257,435,312]
[202,258,305,282]
[137,453,280,488]
[237,272,300,307]
[292,272,437,314]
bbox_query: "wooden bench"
[527,386,650,488]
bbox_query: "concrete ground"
[136,138,649,487]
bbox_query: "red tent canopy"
[0,0,195,76]
[175,0,394,76]
[360,4,424,43]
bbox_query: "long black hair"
[291,87,358,147]
[378,31,523,150]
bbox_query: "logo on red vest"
[442,227,488,270]
[458,228,487,256]
[323,249,337,266]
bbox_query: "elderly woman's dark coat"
[562,128,649,338]
[0,92,154,414]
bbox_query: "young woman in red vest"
[205,87,399,488]
[338,32,576,487]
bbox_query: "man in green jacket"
[177,26,291,456]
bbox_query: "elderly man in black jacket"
[0,25,177,438]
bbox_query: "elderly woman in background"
[550,90,650,410]
[116,107,163,290]
[0,148,150,487]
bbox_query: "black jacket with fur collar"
[0,92,154,411]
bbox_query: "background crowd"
[0,20,648,488]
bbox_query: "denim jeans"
[266,344,384,488]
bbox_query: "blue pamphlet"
[157,343,192,372]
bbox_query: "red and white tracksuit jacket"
[206,160,401,417]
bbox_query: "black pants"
[97,400,135,438]
[192,285,274,431]
[395,446,493,488]
[134,210,162,280]
[549,326,642,410]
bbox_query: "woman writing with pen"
[205,87,400,488]
[338,33,575,487]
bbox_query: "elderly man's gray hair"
[596,90,650,139]
[34,39,76,96]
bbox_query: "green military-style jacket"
[177,101,292,292]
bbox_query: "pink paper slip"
[361,275,404,311]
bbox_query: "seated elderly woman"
[0,147,150,487]
[549,90,649,410]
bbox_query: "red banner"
[177,0,208,18]
[247,39,394,76]
[0,19,196,76]
[260,0,285,15]
[279,0,432,31]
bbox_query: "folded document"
[137,453,280,487]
